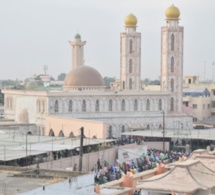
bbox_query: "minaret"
[161,5,183,113]
[69,34,86,69]
[120,14,141,90]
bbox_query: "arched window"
[108,126,113,138]
[123,81,125,90]
[171,78,174,92]
[82,100,86,112]
[129,59,132,73]
[58,130,64,137]
[129,78,132,90]
[49,129,55,137]
[38,100,41,113]
[171,57,174,72]
[69,100,72,112]
[122,125,125,133]
[159,124,162,129]
[95,100,99,112]
[159,99,162,110]
[42,100,45,113]
[121,99,125,111]
[54,100,58,113]
[129,39,133,53]
[171,34,175,51]
[146,124,150,130]
[69,132,75,138]
[170,97,174,112]
[146,99,150,111]
[134,99,138,111]
[109,99,112,111]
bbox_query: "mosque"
[2,5,193,138]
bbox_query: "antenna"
[44,65,48,76]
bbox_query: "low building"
[183,87,211,122]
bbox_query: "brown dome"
[64,65,104,87]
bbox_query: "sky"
[0,0,215,81]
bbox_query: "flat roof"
[0,166,88,195]
[121,128,215,141]
[0,133,114,161]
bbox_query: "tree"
[57,73,66,81]
[103,77,115,88]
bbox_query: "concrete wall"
[35,143,169,172]
[46,116,107,139]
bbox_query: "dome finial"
[75,33,81,39]
[165,4,180,19]
[124,13,137,26]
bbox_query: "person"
[97,159,101,171]
[73,163,77,171]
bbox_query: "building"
[2,5,192,138]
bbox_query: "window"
[122,125,125,133]
[129,39,133,53]
[203,104,205,109]
[38,100,41,113]
[123,81,125,89]
[108,126,113,138]
[82,100,86,112]
[193,118,197,122]
[121,99,125,111]
[54,100,58,113]
[212,102,215,108]
[134,99,138,111]
[129,59,132,73]
[146,99,150,111]
[129,78,132,90]
[159,124,162,129]
[42,100,45,112]
[213,91,215,96]
[171,78,174,92]
[69,100,72,112]
[95,100,99,112]
[109,99,112,111]
[170,97,174,112]
[208,104,210,109]
[171,34,175,51]
[146,124,150,130]
[193,104,197,109]
[189,79,191,84]
[159,99,162,110]
[183,101,189,107]
[171,57,174,72]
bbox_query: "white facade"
[69,34,86,69]
[161,19,184,113]
[2,9,193,138]
[120,25,141,90]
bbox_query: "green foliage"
[57,73,67,81]
[103,77,115,88]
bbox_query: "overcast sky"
[0,0,215,81]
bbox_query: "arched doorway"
[49,129,55,136]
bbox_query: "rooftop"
[137,160,215,194]
[0,166,88,195]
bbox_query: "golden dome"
[124,14,137,26]
[165,4,180,19]
[64,65,104,88]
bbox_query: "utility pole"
[162,111,165,151]
[79,127,84,172]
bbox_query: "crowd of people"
[93,148,190,185]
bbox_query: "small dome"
[75,33,81,39]
[124,14,137,26]
[165,4,180,19]
[64,65,104,87]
